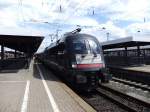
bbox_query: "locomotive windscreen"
[73,39,87,54]
[73,38,100,54]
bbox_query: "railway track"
[112,77,150,92]
[96,87,136,112]
[79,77,150,112]
[97,82,150,112]
[80,91,128,112]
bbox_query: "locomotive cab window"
[73,39,87,54]
[72,38,100,54]
[88,39,100,54]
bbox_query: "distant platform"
[108,64,150,85]
[109,65,150,74]
[116,65,150,73]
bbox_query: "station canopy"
[101,36,150,50]
[0,34,44,54]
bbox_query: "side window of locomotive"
[88,40,100,54]
[73,40,87,54]
[57,50,65,55]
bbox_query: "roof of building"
[0,34,44,54]
[101,36,150,50]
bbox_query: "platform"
[121,65,150,73]
[109,65,150,73]
[0,60,96,112]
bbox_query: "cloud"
[1,0,150,27]
[0,7,18,27]
[125,22,150,34]
[106,0,150,22]
[81,21,127,42]
[0,25,45,36]
[0,0,150,47]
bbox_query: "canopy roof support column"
[14,50,17,58]
[124,47,128,66]
[137,45,142,65]
[1,44,4,60]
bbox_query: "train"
[36,28,111,91]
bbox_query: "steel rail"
[97,84,150,112]
[112,77,150,92]
[96,88,137,112]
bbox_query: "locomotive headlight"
[72,62,77,68]
[76,55,81,62]
[76,75,87,83]
[72,64,77,68]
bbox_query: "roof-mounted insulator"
[71,28,81,34]
[63,28,81,37]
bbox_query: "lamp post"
[106,32,110,41]
[137,30,141,32]
[100,27,110,41]
[102,27,106,30]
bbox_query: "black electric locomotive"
[37,28,110,91]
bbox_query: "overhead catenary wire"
[18,0,25,23]
[62,0,88,22]
[29,0,97,27]
[48,0,90,40]
[26,0,102,34]
[33,0,89,24]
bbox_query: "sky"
[0,0,150,52]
